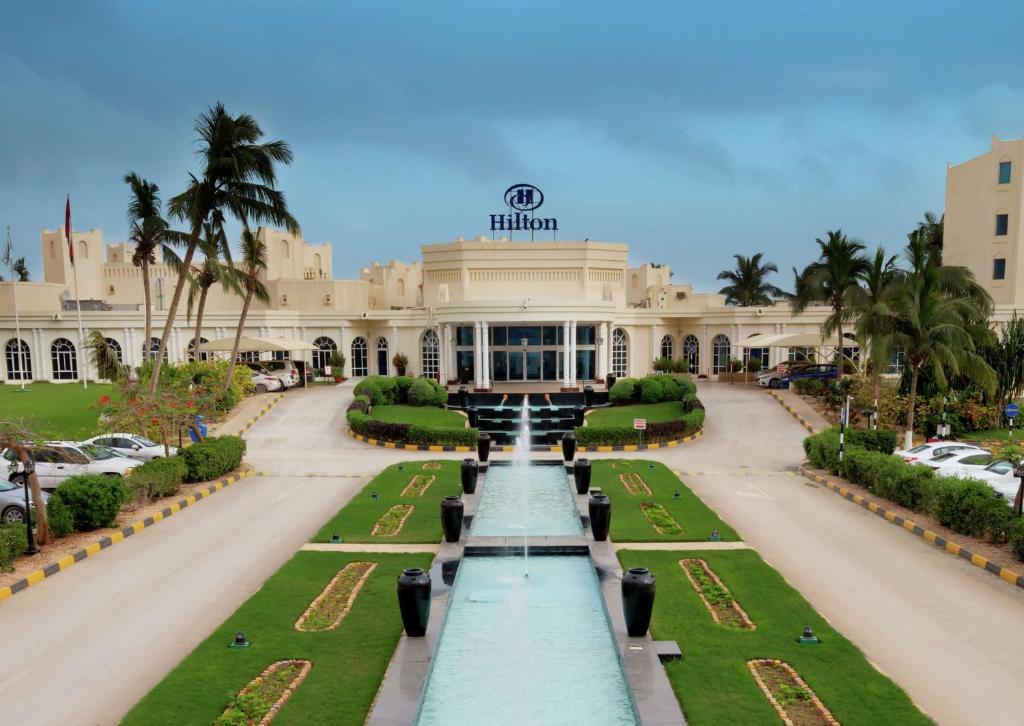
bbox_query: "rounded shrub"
[129,456,188,500]
[659,376,681,402]
[408,378,436,406]
[641,377,663,404]
[181,436,246,483]
[46,495,75,537]
[53,474,128,531]
[0,523,28,573]
[609,379,636,405]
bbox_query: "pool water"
[470,463,583,537]
[416,555,638,726]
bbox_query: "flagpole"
[6,227,27,391]
[65,196,88,390]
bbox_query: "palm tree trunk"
[141,258,152,363]
[148,228,200,393]
[223,288,253,392]
[17,447,49,545]
[905,363,921,450]
[193,285,209,362]
[836,317,844,380]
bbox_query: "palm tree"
[853,246,899,425]
[150,103,297,393]
[12,257,30,281]
[222,227,270,391]
[792,230,872,379]
[123,173,184,358]
[890,230,995,448]
[915,211,944,261]
[716,253,788,306]
[187,221,238,361]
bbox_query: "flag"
[2,227,11,268]
[65,194,74,265]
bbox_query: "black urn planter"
[458,386,469,408]
[621,567,655,637]
[583,385,594,407]
[396,365,407,377]
[467,406,479,427]
[589,491,611,541]
[440,495,464,543]
[476,433,491,462]
[606,374,616,390]
[561,432,576,462]
[574,457,592,494]
[460,458,479,494]
[397,567,431,637]
[573,405,586,427]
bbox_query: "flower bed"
[679,559,754,630]
[216,659,312,725]
[619,472,652,496]
[747,659,838,725]
[295,562,376,632]
[400,474,435,497]
[370,504,415,537]
[640,502,683,535]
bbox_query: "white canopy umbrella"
[733,332,855,349]
[198,336,316,353]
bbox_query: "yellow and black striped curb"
[768,390,821,434]
[801,467,1024,590]
[237,393,285,436]
[0,468,255,604]
[347,427,703,453]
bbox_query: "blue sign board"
[1006,403,1020,419]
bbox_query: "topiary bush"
[347,408,476,446]
[574,407,704,447]
[395,375,414,402]
[609,379,636,405]
[0,522,28,572]
[53,474,128,531]
[129,456,188,500]
[640,378,663,404]
[46,495,75,537]
[353,375,399,405]
[659,376,681,402]
[181,436,246,483]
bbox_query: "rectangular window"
[576,325,596,345]
[490,326,507,346]
[542,350,558,380]
[996,213,1009,236]
[491,350,508,381]
[999,161,1012,184]
[542,326,558,346]
[456,326,474,347]
[994,258,1007,280]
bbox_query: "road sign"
[633,418,647,430]
[1006,403,1020,419]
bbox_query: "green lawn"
[0,382,114,440]
[592,459,738,542]
[368,404,467,428]
[586,401,685,426]
[122,551,432,725]
[313,460,462,543]
[618,549,929,726]
[962,428,1017,442]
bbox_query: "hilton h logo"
[490,183,558,238]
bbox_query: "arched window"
[51,338,78,380]
[683,334,699,374]
[78,240,89,259]
[313,253,322,271]
[397,279,406,297]
[5,339,32,380]
[312,336,337,371]
[421,329,440,379]
[147,337,168,363]
[351,337,368,376]
[281,239,290,258]
[659,334,674,360]
[104,338,123,363]
[187,337,210,362]
[712,334,731,375]
[376,336,389,375]
[49,240,56,258]
[611,328,628,377]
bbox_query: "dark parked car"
[782,364,837,385]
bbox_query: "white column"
[32,329,46,381]
[650,324,659,374]
[391,325,399,375]
[597,322,608,380]
[473,321,482,389]
[561,321,571,389]
[569,320,578,388]
[481,321,490,389]
[436,325,446,383]
[339,325,349,376]
[442,324,452,382]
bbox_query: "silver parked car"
[0,479,49,524]
[81,433,176,461]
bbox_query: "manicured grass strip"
[371,505,415,537]
[401,474,435,497]
[640,502,684,535]
[216,659,312,725]
[748,659,837,725]
[422,462,441,470]
[368,404,467,428]
[0,382,115,440]
[593,460,738,542]
[295,562,376,632]
[123,552,433,726]
[313,460,462,544]
[617,550,929,726]
[619,472,652,495]
[586,401,685,426]
[680,559,754,630]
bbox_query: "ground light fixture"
[371,491,379,500]
[330,532,342,543]
[673,489,681,499]
[798,626,820,644]
[708,528,720,542]
[229,631,250,649]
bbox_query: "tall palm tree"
[187,221,239,361]
[12,257,30,281]
[890,229,995,447]
[151,103,297,393]
[716,253,788,306]
[853,246,899,425]
[222,227,270,391]
[915,211,944,261]
[124,173,184,358]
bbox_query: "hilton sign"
[489,184,558,235]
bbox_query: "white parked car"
[81,433,176,461]
[250,370,284,394]
[262,360,301,388]
[962,460,1021,502]
[2,441,136,491]
[927,450,995,476]
[894,442,988,465]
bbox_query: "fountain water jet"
[514,394,531,576]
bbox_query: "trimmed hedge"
[610,375,696,406]
[129,456,188,500]
[575,408,704,447]
[347,409,478,447]
[181,436,246,483]
[0,523,27,572]
[46,496,75,537]
[804,428,1023,554]
[52,474,128,531]
[356,375,446,407]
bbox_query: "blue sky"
[2,1,1023,292]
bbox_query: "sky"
[2,1,1024,292]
